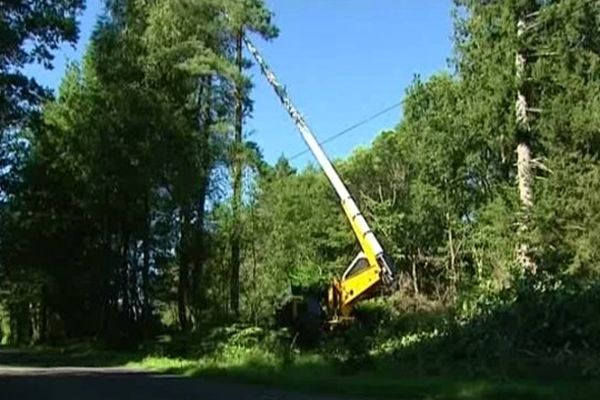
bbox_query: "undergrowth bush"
[318,275,600,379]
[449,276,600,363]
[138,277,600,380]
[204,325,289,367]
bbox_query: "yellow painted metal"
[323,200,384,315]
[338,264,380,307]
[341,201,380,268]
[243,37,395,324]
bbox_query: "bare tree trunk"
[178,208,190,332]
[177,262,189,332]
[446,213,457,296]
[250,207,259,325]
[100,189,112,338]
[39,287,47,342]
[121,229,131,322]
[229,29,244,318]
[515,17,537,274]
[29,302,39,344]
[411,257,419,296]
[191,76,212,324]
[141,194,151,329]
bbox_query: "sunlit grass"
[127,356,198,375]
[126,351,599,400]
[5,330,600,399]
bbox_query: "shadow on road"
[0,349,348,400]
[0,347,142,368]
[0,367,347,400]
[0,371,319,400]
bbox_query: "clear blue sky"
[26,0,454,167]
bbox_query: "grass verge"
[127,353,600,400]
[3,333,599,400]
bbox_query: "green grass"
[127,353,600,400]
[0,341,143,368]
[4,337,600,399]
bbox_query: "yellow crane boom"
[244,36,396,322]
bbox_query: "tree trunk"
[516,142,536,272]
[411,257,419,296]
[39,286,47,342]
[191,76,212,323]
[446,213,457,296]
[29,302,39,344]
[100,188,112,338]
[177,261,190,332]
[515,16,537,274]
[229,30,244,318]
[178,208,191,332]
[141,194,151,329]
[121,229,131,323]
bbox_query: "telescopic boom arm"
[244,36,395,316]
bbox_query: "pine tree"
[221,0,278,318]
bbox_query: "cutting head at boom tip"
[377,252,396,286]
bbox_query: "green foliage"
[0,0,84,128]
[454,277,600,358]
[534,155,600,277]
[0,0,280,342]
[1,4,600,397]
[124,319,600,399]
[1,2,84,338]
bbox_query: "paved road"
[0,351,353,400]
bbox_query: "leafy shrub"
[453,276,600,356]
[316,276,600,378]
[353,292,448,339]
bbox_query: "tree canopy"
[1,2,599,378]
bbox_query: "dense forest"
[2,0,600,383]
